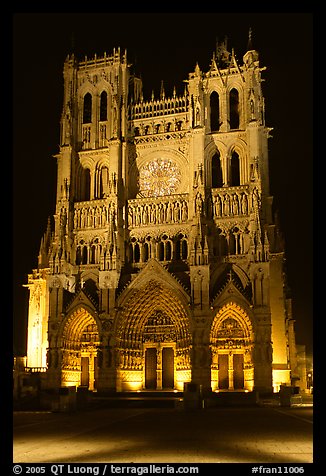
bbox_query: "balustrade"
[128,194,189,227]
[74,199,116,230]
[210,186,251,219]
[130,95,188,120]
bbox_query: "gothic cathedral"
[25,38,297,395]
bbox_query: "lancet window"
[129,235,188,264]
[230,151,240,186]
[81,168,91,201]
[83,93,92,124]
[100,91,108,121]
[210,91,220,132]
[229,88,240,130]
[211,152,223,188]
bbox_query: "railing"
[25,367,47,373]
[210,185,251,218]
[74,199,116,230]
[128,194,189,227]
[130,94,189,120]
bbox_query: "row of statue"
[74,203,117,229]
[128,199,188,226]
[71,190,260,231]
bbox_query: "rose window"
[139,158,181,197]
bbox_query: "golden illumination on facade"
[25,271,48,368]
[210,302,254,392]
[59,307,100,390]
[24,40,297,395]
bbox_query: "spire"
[194,62,201,77]
[160,80,165,99]
[247,27,253,51]
[216,37,231,68]
[243,28,259,65]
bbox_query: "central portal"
[144,345,174,390]
[115,279,192,392]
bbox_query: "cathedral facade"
[25,39,297,395]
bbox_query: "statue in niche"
[173,202,180,222]
[233,194,239,215]
[195,192,203,214]
[241,194,248,215]
[223,194,230,216]
[181,201,188,221]
[150,204,156,224]
[214,195,222,217]
[252,187,261,211]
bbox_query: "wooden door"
[145,348,157,389]
[81,356,89,387]
[218,354,229,389]
[162,347,174,389]
[233,354,244,389]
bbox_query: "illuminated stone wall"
[25,41,295,394]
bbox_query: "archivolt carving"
[115,280,191,371]
[211,301,254,348]
[59,307,100,349]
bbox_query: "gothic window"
[229,233,236,255]
[100,91,108,121]
[158,242,164,261]
[229,88,240,129]
[165,241,172,261]
[134,243,140,263]
[210,91,220,132]
[82,246,88,264]
[181,239,188,260]
[128,244,133,263]
[81,168,91,201]
[90,245,96,264]
[176,239,181,259]
[100,167,109,198]
[143,242,149,262]
[211,152,223,188]
[230,151,240,186]
[76,246,81,265]
[83,93,92,124]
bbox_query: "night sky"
[13,12,313,357]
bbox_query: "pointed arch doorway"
[60,307,100,390]
[115,279,191,392]
[210,302,254,391]
[143,310,176,390]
